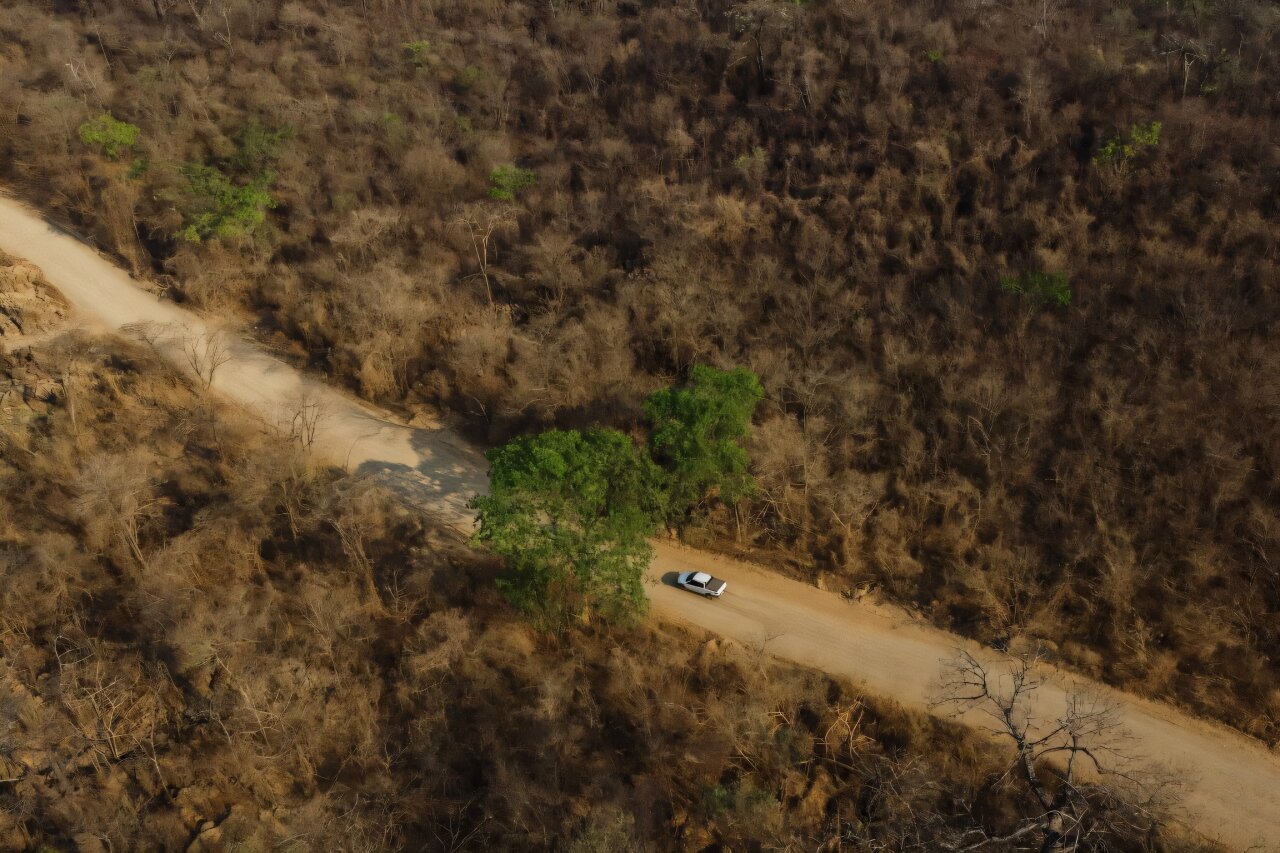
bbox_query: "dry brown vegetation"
[0,337,1211,851]
[0,0,1276,741]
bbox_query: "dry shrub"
[0,0,1274,739]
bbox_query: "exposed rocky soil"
[0,249,67,344]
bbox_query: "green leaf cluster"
[453,65,484,92]
[402,39,431,67]
[733,147,768,179]
[77,113,140,159]
[469,428,666,630]
[229,119,293,175]
[488,165,537,201]
[179,166,277,243]
[1093,121,1161,170]
[644,365,765,519]
[180,119,289,243]
[999,270,1072,307]
[471,365,763,630]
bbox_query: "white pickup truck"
[676,571,727,598]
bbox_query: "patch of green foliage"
[702,780,779,814]
[378,112,408,145]
[471,365,762,628]
[179,166,277,243]
[733,146,767,179]
[77,113,140,159]
[925,47,944,62]
[999,270,1072,307]
[402,39,431,67]
[1093,120,1161,170]
[469,428,666,631]
[644,365,764,520]
[488,165,537,201]
[454,65,484,92]
[180,119,290,242]
[228,118,293,174]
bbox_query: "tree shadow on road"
[353,421,489,536]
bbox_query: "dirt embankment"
[0,249,67,344]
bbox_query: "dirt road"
[1,194,1277,850]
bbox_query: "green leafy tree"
[179,165,276,243]
[469,429,665,630]
[644,365,764,518]
[488,164,537,201]
[180,119,289,242]
[77,113,140,159]
[1093,121,1161,172]
[228,118,293,174]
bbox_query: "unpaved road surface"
[2,194,1277,850]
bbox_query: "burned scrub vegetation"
[0,336,1209,850]
[0,0,1277,741]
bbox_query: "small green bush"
[77,113,140,159]
[180,165,276,243]
[229,119,293,175]
[454,65,484,91]
[378,112,408,145]
[733,147,767,179]
[999,270,1072,307]
[1094,121,1161,170]
[180,119,289,242]
[488,165,537,201]
[126,157,150,180]
[402,39,431,66]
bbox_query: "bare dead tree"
[274,450,318,541]
[1162,35,1212,100]
[992,0,1062,47]
[280,388,324,451]
[932,650,1174,852]
[325,482,387,605]
[148,0,179,22]
[727,0,799,84]
[181,327,232,392]
[57,644,165,769]
[122,319,173,353]
[75,451,165,572]
[59,363,79,440]
[451,202,516,308]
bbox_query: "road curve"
[1,193,1277,850]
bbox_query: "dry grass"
[0,0,1275,738]
[0,336,1215,850]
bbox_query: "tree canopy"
[644,365,764,519]
[469,428,666,630]
[77,113,139,160]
